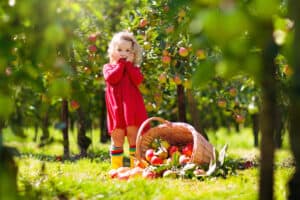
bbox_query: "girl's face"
[112,39,133,62]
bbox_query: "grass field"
[3,126,294,200]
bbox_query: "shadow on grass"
[18,149,110,163]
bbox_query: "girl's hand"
[126,52,135,63]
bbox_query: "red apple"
[142,169,156,179]
[217,100,227,108]
[196,49,206,60]
[158,73,167,83]
[173,75,182,85]
[108,169,118,179]
[145,149,154,162]
[150,155,163,165]
[88,45,97,53]
[117,171,130,181]
[5,67,12,76]
[88,33,97,43]
[162,55,171,64]
[193,169,206,176]
[139,18,148,28]
[178,47,188,57]
[229,88,237,97]
[168,146,179,157]
[179,154,190,165]
[235,114,245,124]
[182,143,193,157]
[129,167,143,178]
[70,100,80,110]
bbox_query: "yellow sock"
[111,155,123,169]
[110,146,123,169]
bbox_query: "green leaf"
[48,78,71,98]
[192,60,215,88]
[0,94,14,119]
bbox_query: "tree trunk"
[0,119,18,200]
[288,0,300,199]
[259,39,278,200]
[100,89,108,143]
[186,89,208,139]
[177,84,187,122]
[274,108,284,149]
[77,108,91,157]
[252,114,259,147]
[61,99,70,158]
[39,111,50,147]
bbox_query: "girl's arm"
[125,61,144,86]
[103,60,125,84]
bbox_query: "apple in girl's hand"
[182,143,193,157]
[145,149,155,162]
[179,154,190,165]
[150,155,163,165]
[168,146,179,157]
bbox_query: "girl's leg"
[110,129,125,169]
[126,126,138,168]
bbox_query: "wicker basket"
[136,117,215,165]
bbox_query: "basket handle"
[135,117,171,160]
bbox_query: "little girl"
[103,31,148,169]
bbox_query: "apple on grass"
[142,169,156,179]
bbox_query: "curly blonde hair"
[108,31,143,66]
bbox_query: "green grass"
[3,126,295,200]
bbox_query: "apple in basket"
[169,145,180,157]
[179,154,190,165]
[145,149,155,162]
[150,155,163,165]
[154,147,168,160]
[182,143,193,157]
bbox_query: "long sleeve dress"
[103,59,148,134]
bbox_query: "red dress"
[103,59,148,134]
